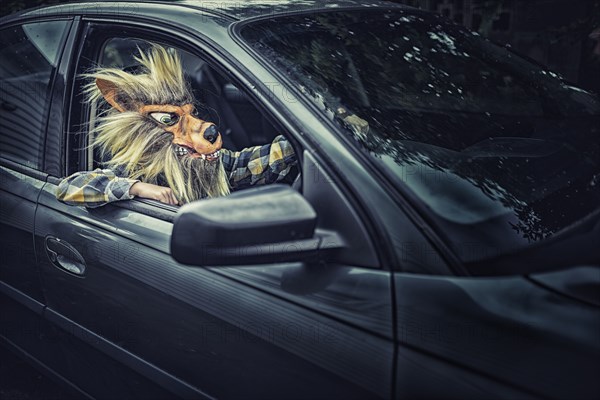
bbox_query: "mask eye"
[150,112,179,126]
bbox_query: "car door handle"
[45,236,86,276]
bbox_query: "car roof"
[13,0,409,22]
[174,0,406,20]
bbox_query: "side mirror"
[171,185,343,266]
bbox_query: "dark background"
[0,0,598,399]
[394,0,600,94]
[1,0,599,93]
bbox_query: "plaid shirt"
[56,135,297,208]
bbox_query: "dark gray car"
[1,1,598,399]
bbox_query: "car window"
[85,36,279,172]
[71,33,297,214]
[0,20,70,169]
[240,10,600,263]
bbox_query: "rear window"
[0,20,70,169]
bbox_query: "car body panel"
[0,2,598,399]
[18,1,407,22]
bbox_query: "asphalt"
[0,345,81,400]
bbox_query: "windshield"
[240,9,600,262]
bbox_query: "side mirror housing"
[171,185,341,266]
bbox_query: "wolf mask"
[84,45,230,204]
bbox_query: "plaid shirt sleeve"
[221,135,297,190]
[56,135,296,207]
[56,167,139,208]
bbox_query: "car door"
[0,16,71,340]
[34,20,395,399]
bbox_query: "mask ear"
[96,78,127,112]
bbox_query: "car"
[1,1,599,399]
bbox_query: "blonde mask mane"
[83,45,230,203]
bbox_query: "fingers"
[157,187,178,205]
[129,182,179,205]
[169,189,179,205]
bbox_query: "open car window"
[89,37,284,166]
[74,35,299,216]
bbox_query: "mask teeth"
[200,150,220,161]
[174,145,192,156]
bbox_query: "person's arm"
[56,167,180,207]
[221,135,298,190]
[56,168,139,208]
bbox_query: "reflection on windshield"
[241,9,600,261]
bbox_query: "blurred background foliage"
[1,0,598,92]
[392,0,600,93]
[0,0,64,17]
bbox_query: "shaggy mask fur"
[84,45,230,204]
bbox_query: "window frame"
[61,19,305,221]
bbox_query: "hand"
[129,182,179,205]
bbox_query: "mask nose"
[203,125,219,144]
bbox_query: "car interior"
[86,37,299,204]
